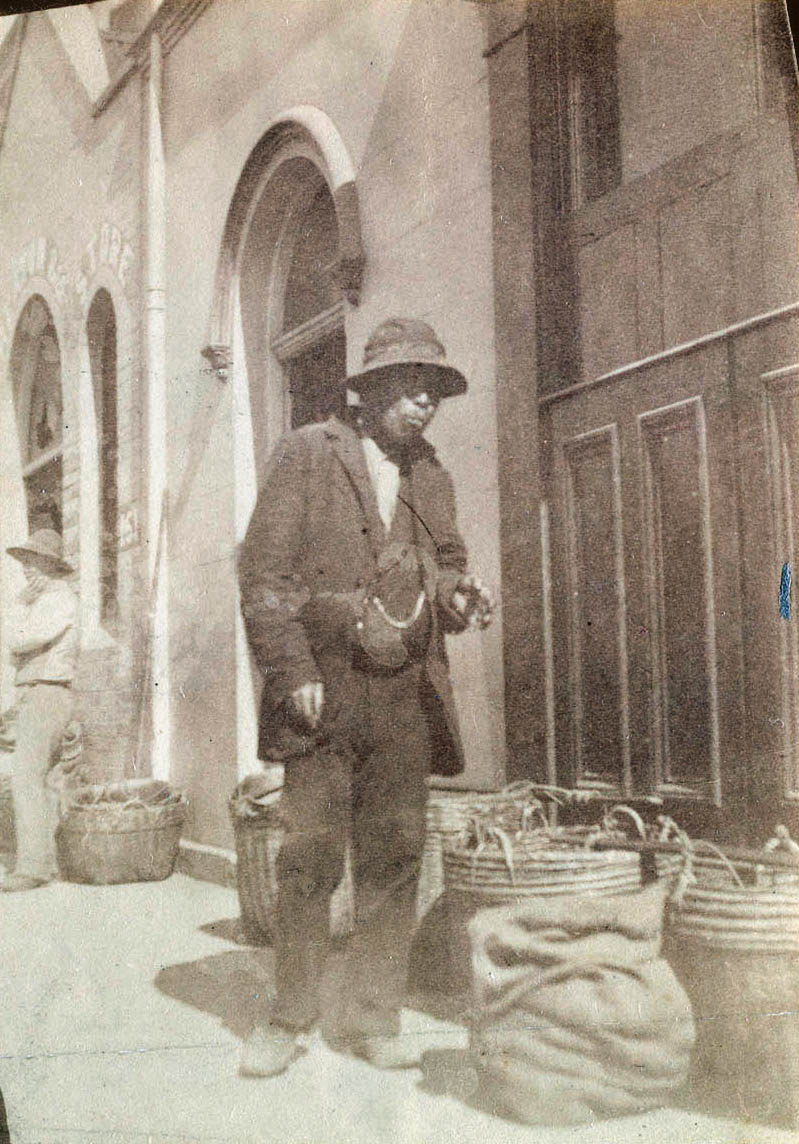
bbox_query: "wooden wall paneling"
[634,210,664,359]
[562,423,631,794]
[576,223,639,380]
[659,176,734,347]
[638,395,722,806]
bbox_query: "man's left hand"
[451,574,494,630]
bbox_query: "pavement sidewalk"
[1,873,797,1144]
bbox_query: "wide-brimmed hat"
[7,529,74,576]
[348,318,467,398]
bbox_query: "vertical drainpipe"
[143,29,170,780]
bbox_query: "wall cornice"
[93,0,214,117]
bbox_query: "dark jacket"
[238,415,469,775]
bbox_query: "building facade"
[0,0,796,874]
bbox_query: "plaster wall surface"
[0,12,144,775]
[162,0,502,849]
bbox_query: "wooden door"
[545,342,749,842]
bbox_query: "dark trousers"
[272,661,431,1037]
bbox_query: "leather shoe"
[239,1024,307,1078]
[1,872,50,892]
[351,1032,425,1070]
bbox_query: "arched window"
[239,156,346,466]
[86,289,119,624]
[10,296,64,533]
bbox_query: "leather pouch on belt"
[354,543,436,670]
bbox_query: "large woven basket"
[653,824,799,952]
[56,779,186,884]
[230,781,354,944]
[443,835,642,904]
[663,855,799,953]
[660,836,799,1129]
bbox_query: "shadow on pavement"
[155,947,277,1040]
[155,905,472,1046]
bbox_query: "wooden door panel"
[638,396,721,805]
[561,424,631,795]
[547,345,747,838]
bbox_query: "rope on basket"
[457,794,651,890]
[655,815,746,907]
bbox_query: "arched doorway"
[10,295,64,534]
[213,113,362,780]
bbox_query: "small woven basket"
[230,779,354,944]
[56,779,186,885]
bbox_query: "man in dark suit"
[238,318,493,1076]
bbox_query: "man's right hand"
[290,681,325,729]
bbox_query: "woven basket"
[662,853,799,953]
[416,789,521,920]
[56,779,186,884]
[662,847,799,1128]
[443,834,642,904]
[230,788,354,945]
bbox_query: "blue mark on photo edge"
[781,561,792,620]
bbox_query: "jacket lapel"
[324,417,385,559]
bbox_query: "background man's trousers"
[272,660,433,1039]
[10,683,74,880]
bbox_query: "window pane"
[26,324,62,464]
[24,457,62,534]
[288,329,346,429]
[282,185,339,331]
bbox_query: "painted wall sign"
[75,222,135,310]
[0,226,136,359]
[0,237,70,355]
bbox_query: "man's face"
[22,563,48,590]
[369,368,442,442]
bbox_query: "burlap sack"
[469,881,695,1125]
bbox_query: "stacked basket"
[416,785,542,920]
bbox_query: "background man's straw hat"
[348,318,467,398]
[7,529,74,577]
